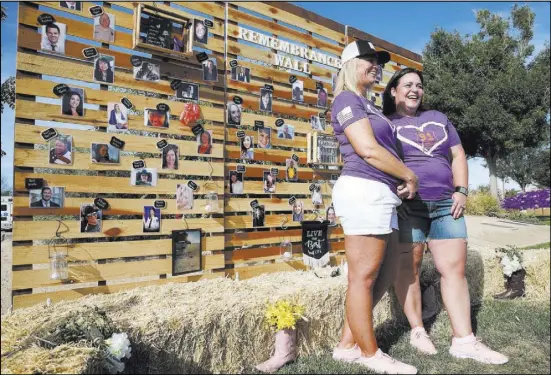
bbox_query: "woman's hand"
[397,173,419,200]
[451,192,467,219]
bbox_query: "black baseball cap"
[341,40,391,65]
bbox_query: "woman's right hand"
[398,173,419,200]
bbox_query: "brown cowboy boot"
[493,275,511,299]
[495,269,526,299]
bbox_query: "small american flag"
[336,106,353,125]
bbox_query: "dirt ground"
[1,232,13,316]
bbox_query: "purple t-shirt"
[331,91,400,193]
[388,110,461,201]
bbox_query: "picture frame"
[93,13,115,43]
[61,88,84,117]
[229,171,244,194]
[231,66,250,83]
[286,158,298,182]
[144,108,170,128]
[143,205,161,233]
[40,22,66,54]
[259,88,273,112]
[107,102,129,133]
[93,55,115,84]
[292,80,304,102]
[29,186,65,208]
[49,134,73,165]
[131,168,158,187]
[257,128,272,149]
[176,184,194,210]
[240,135,254,160]
[227,102,242,126]
[80,203,102,233]
[172,229,202,275]
[162,144,179,170]
[252,205,265,227]
[263,170,276,193]
[91,142,120,164]
[133,61,161,83]
[277,124,294,140]
[203,58,218,82]
[317,87,328,108]
[197,130,213,155]
[176,82,199,101]
[59,1,81,11]
[193,19,209,44]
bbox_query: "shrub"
[504,210,542,224]
[502,189,551,210]
[465,191,501,216]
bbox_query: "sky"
[1,1,550,191]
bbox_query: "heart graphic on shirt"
[396,121,448,156]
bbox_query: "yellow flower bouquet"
[264,300,306,331]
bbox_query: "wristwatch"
[455,186,469,197]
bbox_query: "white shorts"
[332,176,401,235]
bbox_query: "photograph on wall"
[93,13,115,43]
[292,200,304,222]
[197,130,213,155]
[144,108,170,128]
[143,205,161,233]
[60,1,81,11]
[162,144,179,170]
[176,82,199,101]
[61,87,84,117]
[227,102,242,126]
[259,88,273,113]
[133,61,160,82]
[176,184,194,210]
[257,128,272,149]
[375,65,383,81]
[310,115,326,131]
[286,158,298,182]
[203,58,218,81]
[252,205,265,227]
[317,87,328,108]
[172,229,202,275]
[311,184,323,205]
[240,135,254,160]
[145,15,171,49]
[263,171,276,193]
[277,124,294,140]
[231,66,250,83]
[131,168,158,187]
[193,19,209,44]
[91,143,120,164]
[49,135,73,165]
[107,102,129,132]
[80,203,102,233]
[40,22,66,54]
[229,171,244,194]
[292,80,304,102]
[326,204,337,226]
[93,55,115,84]
[29,186,65,208]
[332,73,337,92]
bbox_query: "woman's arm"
[344,118,418,198]
[450,144,468,218]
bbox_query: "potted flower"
[256,300,306,373]
[494,246,526,299]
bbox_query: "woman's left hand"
[451,192,467,219]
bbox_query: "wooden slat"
[226,127,308,149]
[225,163,325,181]
[229,240,344,264]
[227,79,324,107]
[226,227,344,247]
[226,145,307,164]
[225,198,321,213]
[12,237,225,265]
[223,178,332,196]
[12,254,225,290]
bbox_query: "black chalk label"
[130,55,143,67]
[41,128,58,141]
[25,178,44,190]
[264,84,274,91]
[236,164,246,173]
[37,14,55,25]
[292,154,299,162]
[288,196,296,205]
[191,124,204,135]
[156,103,170,112]
[254,120,264,129]
[331,174,339,181]
[316,82,324,90]
[309,183,320,192]
[121,97,133,109]
[89,5,103,16]
[52,84,70,97]
[170,79,183,90]
[229,60,238,68]
[94,197,109,210]
[132,160,145,169]
[233,96,243,105]
[271,168,279,176]
[250,199,259,208]
[154,200,167,209]
[82,47,98,58]
[275,119,284,127]
[236,130,246,139]
[318,112,326,119]
[196,52,209,63]
[187,181,198,191]
[156,139,168,149]
[110,136,125,149]
[203,19,214,28]
[289,75,297,84]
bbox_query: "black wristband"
[455,186,469,197]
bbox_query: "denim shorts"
[398,198,468,243]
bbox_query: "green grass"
[520,242,551,250]
[252,299,550,374]
[537,216,551,226]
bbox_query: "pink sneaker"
[356,349,417,374]
[410,327,437,355]
[449,334,508,364]
[332,344,361,363]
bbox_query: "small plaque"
[89,5,103,16]
[191,124,204,135]
[254,120,264,129]
[132,160,145,169]
[94,197,109,210]
[37,14,55,25]
[41,128,58,141]
[331,174,339,181]
[229,60,238,68]
[156,139,168,150]
[52,84,70,97]
[170,79,183,90]
[292,154,299,162]
[288,196,297,205]
[110,136,125,149]
[82,47,98,58]
[264,84,274,91]
[271,168,279,176]
[187,181,198,191]
[250,199,259,209]
[236,164,246,173]
[309,183,318,192]
[25,178,44,190]
[233,96,243,105]
[289,75,297,84]
[121,97,133,109]
[196,52,209,63]
[316,82,324,90]
[203,19,214,28]
[156,103,170,112]
[236,130,246,139]
[130,55,143,67]
[275,119,284,127]
[154,200,167,209]
[318,112,326,119]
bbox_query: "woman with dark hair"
[203,59,217,81]
[326,205,336,225]
[62,91,83,116]
[240,135,254,159]
[92,144,110,163]
[383,68,508,364]
[197,131,212,154]
[93,56,114,83]
[162,145,179,170]
[136,62,160,81]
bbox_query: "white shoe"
[449,334,508,364]
[410,327,437,355]
[332,344,362,363]
[356,349,417,374]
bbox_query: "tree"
[1,175,11,196]
[495,148,539,192]
[1,6,15,114]
[532,148,551,188]
[422,5,550,199]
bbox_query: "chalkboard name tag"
[233,96,243,105]
[170,79,183,90]
[89,5,103,16]
[229,59,238,68]
[121,97,133,109]
[236,130,246,139]
[264,84,274,91]
[52,84,70,97]
[156,103,170,112]
[292,154,299,162]
[196,52,209,63]
[130,55,143,67]
[250,199,259,209]
[318,112,326,119]
[203,19,214,28]
[236,164,246,173]
[133,160,145,169]
[331,174,339,181]
[191,124,204,135]
[82,47,98,58]
[316,82,324,90]
[156,139,168,150]
[275,119,284,127]
[254,120,264,130]
[187,181,198,191]
[41,128,58,141]
[25,178,44,190]
[270,168,279,176]
[154,200,167,209]
[288,196,297,205]
[309,183,320,192]
[94,197,109,210]
[37,14,55,25]
[289,75,297,84]
[110,136,125,149]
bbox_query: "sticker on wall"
[292,153,299,162]
[156,139,168,150]
[254,120,264,130]
[121,97,133,110]
[316,82,324,90]
[156,103,170,112]
[236,164,246,173]
[89,5,104,16]
[171,79,183,90]
[191,124,204,135]
[41,128,58,141]
[289,75,297,84]
[288,196,297,205]
[154,200,167,209]
[203,19,214,28]
[196,52,209,63]
[236,130,246,139]
[94,197,109,210]
[187,180,198,191]
[270,167,279,176]
[233,96,243,105]
[331,174,339,181]
[110,136,125,149]
[309,183,320,192]
[37,14,55,25]
[264,84,274,92]
[52,84,70,97]
[132,160,145,169]
[82,47,98,59]
[229,59,238,68]
[130,55,143,67]
[250,199,259,209]
[275,119,284,127]
[25,178,44,190]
